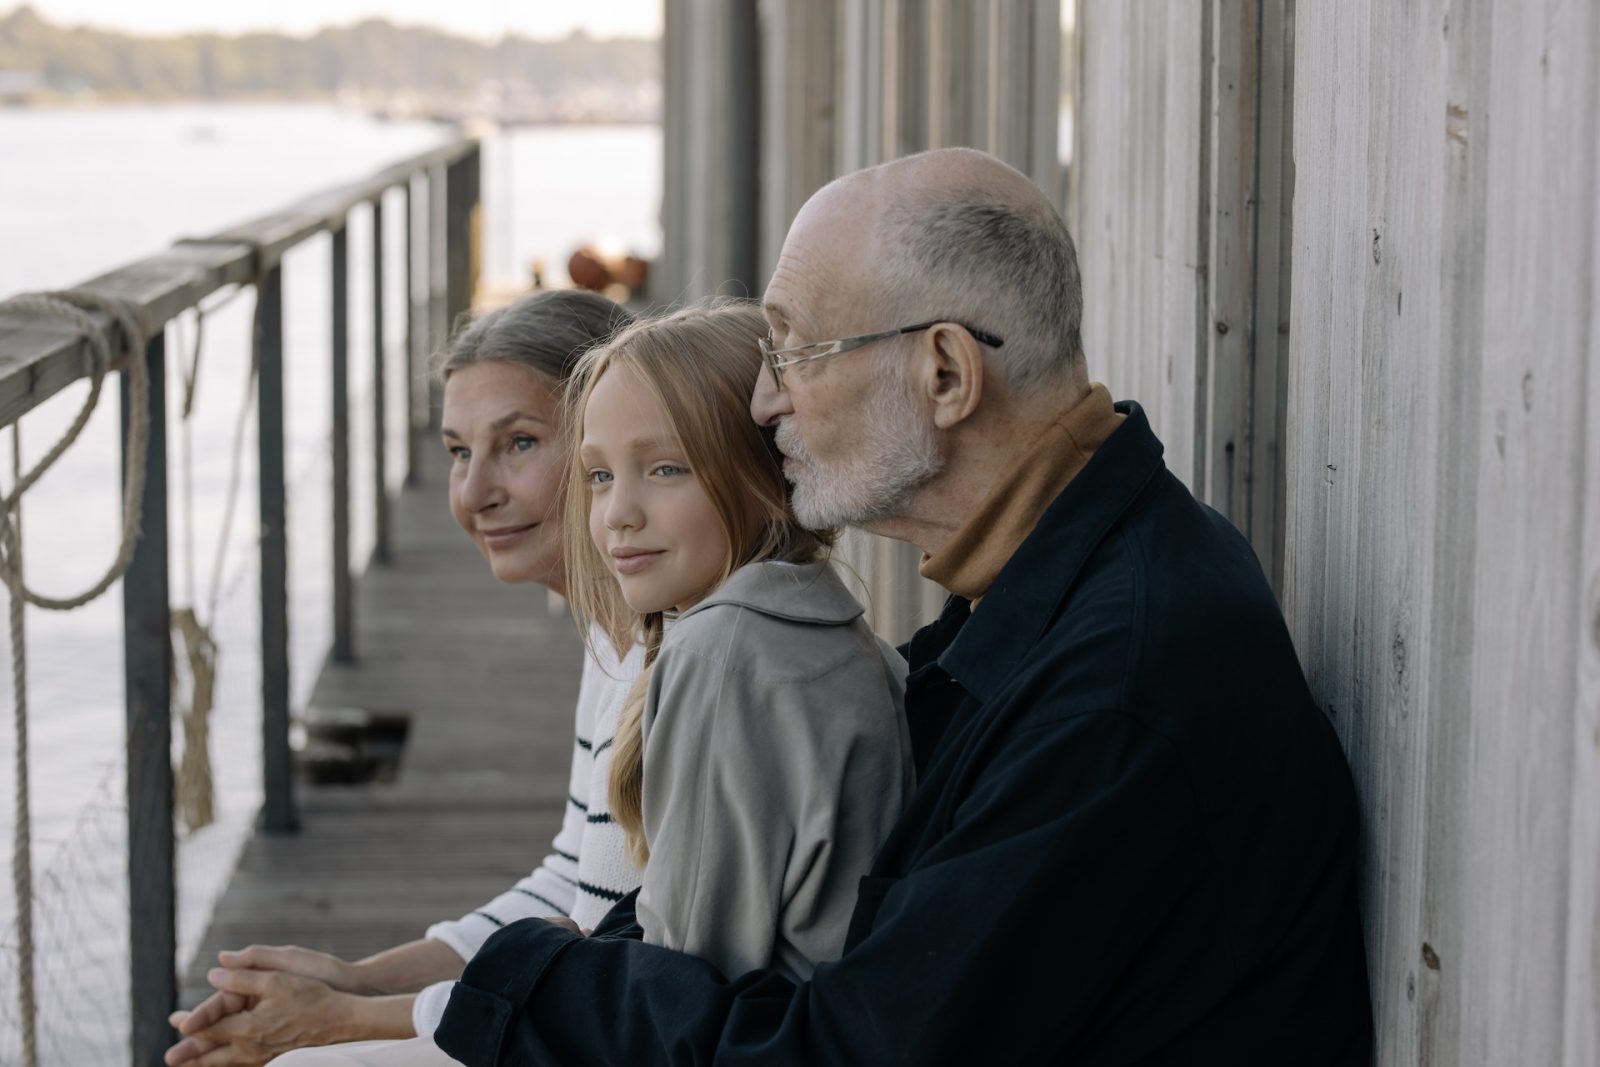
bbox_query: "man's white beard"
[777,362,944,530]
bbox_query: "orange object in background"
[568,246,650,300]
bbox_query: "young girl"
[565,300,913,980]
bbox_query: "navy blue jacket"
[437,402,1373,1065]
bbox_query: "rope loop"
[0,290,152,610]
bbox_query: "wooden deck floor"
[181,448,583,1007]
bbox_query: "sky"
[12,1,662,40]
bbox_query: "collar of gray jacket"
[677,559,864,627]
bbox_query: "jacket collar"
[933,401,1166,700]
[675,559,864,627]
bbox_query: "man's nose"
[750,369,793,427]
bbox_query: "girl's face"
[442,361,568,593]
[580,364,732,615]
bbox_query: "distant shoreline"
[0,7,660,116]
[0,96,658,127]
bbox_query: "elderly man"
[435,148,1373,1064]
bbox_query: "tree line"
[0,5,658,99]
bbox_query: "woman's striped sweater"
[414,629,644,1036]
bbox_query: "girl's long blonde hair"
[562,300,833,867]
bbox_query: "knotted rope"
[0,289,150,1067]
[164,240,271,835]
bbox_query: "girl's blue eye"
[511,435,537,452]
[588,470,613,486]
[654,464,687,477]
[447,445,469,461]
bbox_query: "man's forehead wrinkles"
[769,252,857,336]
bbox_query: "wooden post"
[403,179,420,487]
[726,1,761,295]
[371,198,391,566]
[428,165,448,433]
[757,0,838,287]
[257,264,296,834]
[331,224,354,664]
[444,160,470,349]
[122,329,175,1065]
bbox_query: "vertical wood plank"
[757,0,838,287]
[1076,1,1205,489]
[1287,1,1599,1062]
[1566,89,1600,1058]
[925,0,974,150]
[1027,0,1063,197]
[658,0,691,304]
[1202,0,1255,526]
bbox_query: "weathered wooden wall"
[1050,1,1599,1061]
[1286,2,1600,1063]
[1074,0,1292,587]
[1075,2,1207,499]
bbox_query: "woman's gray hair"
[430,289,634,386]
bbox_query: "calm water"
[0,102,660,1059]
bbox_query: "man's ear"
[919,323,984,430]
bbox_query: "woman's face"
[442,361,568,593]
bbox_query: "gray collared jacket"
[636,558,912,983]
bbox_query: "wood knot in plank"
[1421,942,1441,971]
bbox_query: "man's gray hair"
[879,187,1084,390]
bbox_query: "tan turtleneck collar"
[920,383,1123,604]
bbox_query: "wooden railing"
[0,136,481,1065]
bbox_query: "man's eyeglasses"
[757,320,1004,390]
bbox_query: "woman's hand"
[215,943,371,993]
[164,969,414,1066]
[164,969,350,1067]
